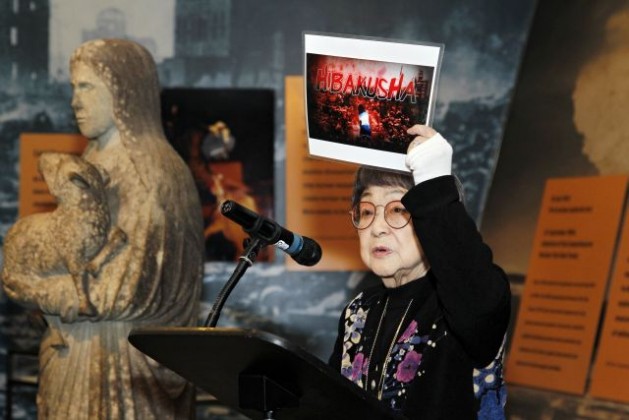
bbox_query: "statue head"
[70,39,163,142]
[70,59,116,141]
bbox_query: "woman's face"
[70,62,116,141]
[357,185,428,287]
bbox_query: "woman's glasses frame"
[350,200,412,230]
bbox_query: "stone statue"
[1,39,204,419]
[2,152,127,319]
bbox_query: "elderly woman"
[329,125,511,419]
[3,39,204,419]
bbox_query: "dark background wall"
[481,0,629,417]
[482,0,629,277]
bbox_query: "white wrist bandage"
[405,133,453,185]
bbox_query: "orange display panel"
[589,203,629,403]
[505,175,628,394]
[284,76,365,271]
[19,133,88,217]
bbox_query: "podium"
[129,327,404,420]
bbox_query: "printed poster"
[161,88,275,263]
[19,133,88,217]
[589,203,629,403]
[303,32,443,172]
[505,175,628,395]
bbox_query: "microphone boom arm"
[204,236,266,328]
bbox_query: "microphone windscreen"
[291,236,322,266]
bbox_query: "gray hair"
[351,166,466,207]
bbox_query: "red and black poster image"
[306,53,435,154]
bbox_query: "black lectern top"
[129,327,405,420]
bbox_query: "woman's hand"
[405,124,453,185]
[407,124,438,152]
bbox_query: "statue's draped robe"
[7,136,203,419]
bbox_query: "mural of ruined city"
[0,0,536,418]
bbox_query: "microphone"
[220,200,322,266]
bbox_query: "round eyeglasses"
[350,201,412,230]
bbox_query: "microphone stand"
[204,236,266,328]
[203,236,298,420]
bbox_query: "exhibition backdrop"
[482,0,629,277]
[479,0,629,410]
[0,0,537,417]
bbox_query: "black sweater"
[329,175,511,419]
